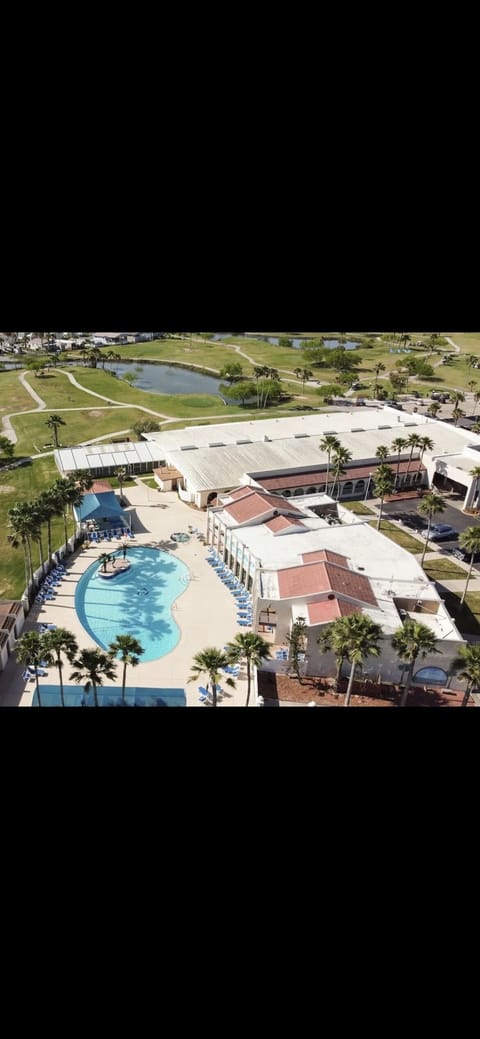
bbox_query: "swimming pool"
[75,546,190,662]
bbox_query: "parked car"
[452,546,480,563]
[421,523,457,541]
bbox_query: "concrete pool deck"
[0,484,252,708]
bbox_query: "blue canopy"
[75,491,126,523]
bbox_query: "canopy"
[75,491,126,523]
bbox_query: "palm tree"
[285,617,308,683]
[339,614,382,707]
[16,631,46,707]
[70,648,117,707]
[46,414,66,449]
[391,436,407,488]
[405,432,422,481]
[467,380,477,395]
[187,647,236,708]
[457,527,480,605]
[427,402,441,419]
[37,488,62,570]
[99,552,111,573]
[224,632,271,706]
[41,628,78,707]
[451,390,465,408]
[317,617,351,690]
[330,446,352,500]
[300,368,313,390]
[472,422,480,436]
[319,434,341,495]
[108,634,144,704]
[417,435,434,481]
[373,361,386,397]
[418,490,446,566]
[8,503,37,590]
[469,465,480,512]
[375,445,390,463]
[392,620,440,707]
[473,391,480,417]
[452,406,465,427]
[115,466,127,501]
[373,464,396,529]
[452,643,480,707]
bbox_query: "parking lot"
[381,498,480,570]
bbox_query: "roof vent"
[180,444,197,451]
[327,594,335,600]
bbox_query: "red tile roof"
[302,549,348,566]
[277,560,377,606]
[307,599,360,624]
[265,515,306,532]
[225,489,304,524]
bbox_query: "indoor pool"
[75,546,190,662]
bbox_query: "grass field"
[10,407,151,456]
[22,370,97,408]
[342,501,375,515]
[443,591,480,636]
[370,520,424,553]
[0,370,40,416]
[0,458,76,599]
[422,558,468,582]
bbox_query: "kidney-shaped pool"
[75,546,190,661]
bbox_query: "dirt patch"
[88,410,106,419]
[0,484,16,494]
[257,671,470,707]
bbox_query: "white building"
[55,408,480,511]
[206,486,464,688]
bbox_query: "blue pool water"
[75,546,190,661]
[32,685,186,707]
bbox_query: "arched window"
[343,481,353,496]
[283,489,291,497]
[293,488,304,496]
[355,479,365,495]
[307,486,317,495]
[413,666,448,686]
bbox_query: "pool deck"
[1,484,252,708]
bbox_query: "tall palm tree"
[467,380,477,395]
[187,647,236,708]
[427,402,441,419]
[300,368,313,390]
[340,614,382,707]
[99,552,111,573]
[391,436,407,488]
[416,435,434,483]
[285,617,308,683]
[418,490,446,567]
[70,648,117,707]
[8,503,37,589]
[452,643,480,707]
[46,414,66,449]
[330,447,352,500]
[108,634,144,704]
[469,465,480,512]
[373,464,396,529]
[457,527,480,605]
[319,434,341,495]
[375,445,389,463]
[392,620,440,707]
[451,390,466,407]
[115,466,127,500]
[317,616,352,690]
[225,632,271,707]
[16,631,46,706]
[452,406,465,427]
[373,361,386,397]
[37,488,62,570]
[405,432,422,481]
[41,628,78,707]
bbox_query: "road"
[381,498,480,570]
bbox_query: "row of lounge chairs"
[35,565,67,603]
[86,528,134,542]
[206,550,253,626]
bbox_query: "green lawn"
[10,406,151,456]
[370,520,423,553]
[0,370,39,416]
[342,501,375,515]
[138,477,159,489]
[22,370,96,408]
[422,558,468,582]
[443,591,480,636]
[0,458,77,599]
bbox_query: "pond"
[212,334,359,350]
[104,361,227,398]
